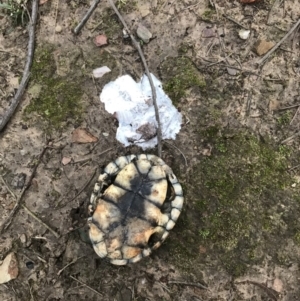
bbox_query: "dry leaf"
[72,128,98,143]
[62,157,72,165]
[39,0,50,4]
[94,34,108,47]
[0,253,19,284]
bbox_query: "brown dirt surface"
[1,0,300,300]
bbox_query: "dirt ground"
[1,0,300,300]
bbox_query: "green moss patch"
[202,9,217,21]
[25,77,83,130]
[160,56,206,104]
[24,45,84,131]
[164,127,300,277]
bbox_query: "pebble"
[123,28,129,38]
[238,29,251,40]
[20,149,27,156]
[0,253,19,284]
[55,25,62,33]
[20,233,27,244]
[227,67,238,76]
[136,24,152,43]
[202,27,216,38]
[94,34,108,47]
[92,66,111,78]
[272,278,283,292]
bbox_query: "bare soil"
[1,0,300,300]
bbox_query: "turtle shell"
[88,154,184,265]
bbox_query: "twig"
[289,106,300,125]
[159,0,176,12]
[73,0,101,35]
[288,163,300,172]
[209,0,215,7]
[0,172,59,238]
[245,67,263,116]
[163,141,187,166]
[107,0,163,158]
[223,14,248,30]
[168,280,208,290]
[53,0,59,31]
[70,275,103,296]
[0,0,38,132]
[0,144,49,233]
[182,3,201,11]
[28,282,35,301]
[57,256,84,276]
[56,167,97,208]
[21,204,60,238]
[281,131,300,144]
[157,281,171,293]
[258,18,300,65]
[0,175,17,199]
[71,158,92,165]
[32,236,47,241]
[235,280,279,301]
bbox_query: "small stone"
[55,25,62,33]
[0,253,19,284]
[20,149,27,156]
[272,278,283,292]
[62,157,72,166]
[20,234,27,244]
[202,28,216,38]
[254,40,275,56]
[102,132,109,137]
[227,67,238,76]
[123,28,129,38]
[94,34,108,47]
[92,66,111,78]
[136,24,152,43]
[238,29,250,40]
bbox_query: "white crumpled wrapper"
[100,73,182,149]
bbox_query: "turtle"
[88,154,184,265]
